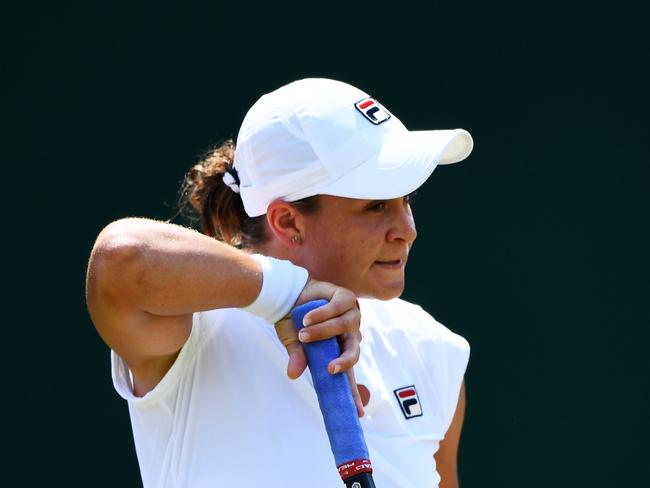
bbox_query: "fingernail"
[302,317,312,327]
[298,330,309,342]
[330,364,341,374]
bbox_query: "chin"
[359,282,405,301]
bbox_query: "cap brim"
[318,128,473,200]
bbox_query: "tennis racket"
[291,300,376,488]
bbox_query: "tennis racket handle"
[344,472,377,488]
[291,300,374,484]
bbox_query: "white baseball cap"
[233,78,473,217]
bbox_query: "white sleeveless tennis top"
[112,298,469,487]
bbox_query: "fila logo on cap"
[394,385,423,419]
[354,97,391,125]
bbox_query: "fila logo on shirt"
[394,385,423,419]
[354,97,391,125]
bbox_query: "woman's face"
[297,194,417,300]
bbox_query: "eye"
[367,201,387,212]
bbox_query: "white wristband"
[242,254,309,324]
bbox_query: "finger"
[302,293,359,326]
[327,331,361,374]
[275,316,300,347]
[296,278,336,303]
[298,309,359,343]
[286,342,307,379]
[275,317,307,379]
[296,281,358,325]
[346,367,365,418]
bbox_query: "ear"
[266,199,305,247]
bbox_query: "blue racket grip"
[291,300,370,469]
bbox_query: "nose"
[387,201,417,245]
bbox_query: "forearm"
[89,217,262,316]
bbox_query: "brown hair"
[179,139,320,248]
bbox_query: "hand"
[274,278,364,416]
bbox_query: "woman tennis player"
[85,78,473,487]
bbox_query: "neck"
[251,239,294,263]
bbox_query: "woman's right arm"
[85,217,361,399]
[85,217,264,394]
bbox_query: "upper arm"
[86,220,193,394]
[434,381,466,488]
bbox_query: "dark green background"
[16,1,648,486]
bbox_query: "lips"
[374,258,405,268]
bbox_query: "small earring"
[290,235,301,244]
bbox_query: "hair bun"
[179,139,248,243]
[185,139,235,212]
